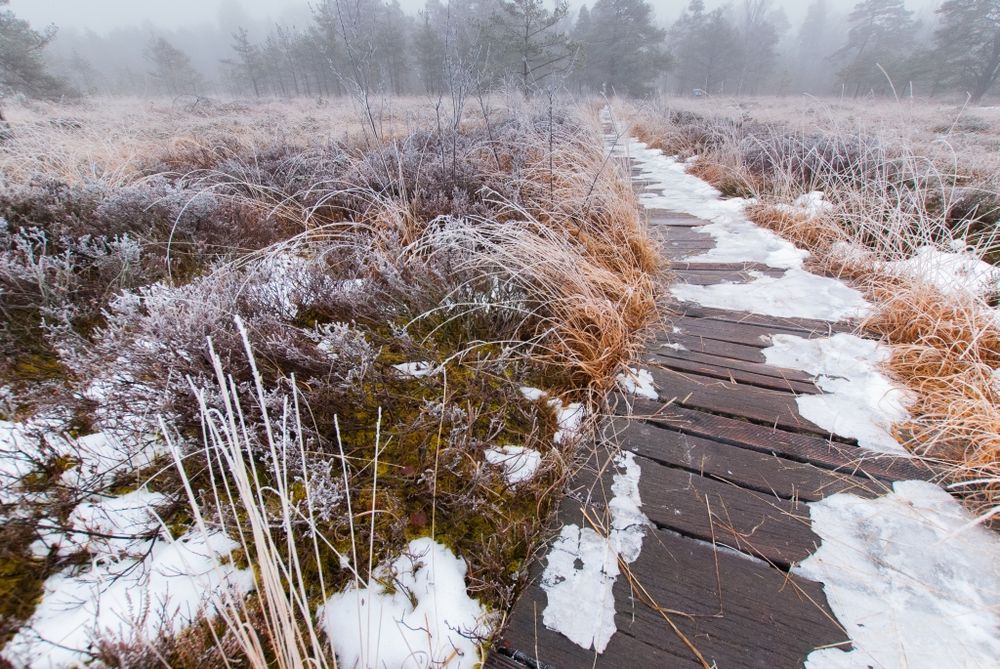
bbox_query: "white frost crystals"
[540,452,651,653]
[763,333,912,455]
[320,537,492,669]
[797,481,1000,669]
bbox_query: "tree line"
[3,0,1000,104]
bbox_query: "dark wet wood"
[611,418,883,502]
[493,511,850,669]
[643,366,826,435]
[645,352,821,395]
[629,399,932,482]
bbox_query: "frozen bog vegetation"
[0,96,658,666]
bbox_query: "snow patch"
[519,386,547,401]
[540,452,650,653]
[763,334,912,455]
[672,269,871,322]
[796,481,1000,668]
[616,367,658,400]
[3,504,252,669]
[883,245,1000,298]
[550,399,585,445]
[393,361,437,378]
[777,191,834,218]
[484,445,542,485]
[320,537,490,669]
[517,387,586,445]
[623,139,807,269]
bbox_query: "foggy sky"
[12,0,945,36]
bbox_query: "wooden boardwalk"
[484,187,934,667]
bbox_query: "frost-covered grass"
[628,96,1000,517]
[0,96,659,666]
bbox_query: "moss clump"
[0,520,48,648]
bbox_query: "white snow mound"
[321,537,490,669]
[672,269,871,322]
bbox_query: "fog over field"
[5,0,983,101]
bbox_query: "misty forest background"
[3,0,1000,107]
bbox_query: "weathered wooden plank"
[627,399,933,482]
[612,418,883,502]
[672,315,826,347]
[645,352,821,395]
[678,304,854,335]
[672,261,786,273]
[644,366,825,434]
[482,651,531,669]
[673,270,763,286]
[618,526,849,668]
[498,521,849,669]
[645,209,707,225]
[632,453,818,566]
[649,345,816,384]
[659,333,768,363]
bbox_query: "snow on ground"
[616,367,658,400]
[393,361,437,378]
[620,140,873,323]
[763,334,912,455]
[777,191,835,218]
[520,386,587,445]
[3,492,253,669]
[484,445,542,485]
[796,481,1000,669]
[0,421,160,505]
[320,537,490,669]
[883,245,1000,299]
[622,139,807,270]
[671,269,872,322]
[551,399,585,445]
[540,452,651,653]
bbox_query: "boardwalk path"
[484,147,933,668]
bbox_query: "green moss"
[0,521,48,648]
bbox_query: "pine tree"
[145,36,203,96]
[934,0,1000,103]
[577,0,670,97]
[736,0,786,95]
[485,0,574,92]
[228,27,263,97]
[796,0,836,93]
[0,0,68,100]
[835,0,916,97]
[669,1,743,95]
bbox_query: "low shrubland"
[0,95,658,665]
[629,97,1000,517]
